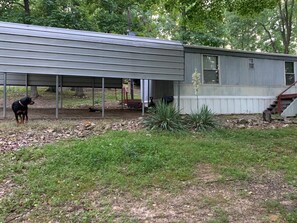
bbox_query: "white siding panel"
[175,96,275,114]
[213,99,221,113]
[220,99,228,114]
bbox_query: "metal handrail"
[277,80,297,114]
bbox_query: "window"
[285,62,295,85]
[203,55,219,84]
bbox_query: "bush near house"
[185,105,219,132]
[143,101,184,132]
[144,102,219,132]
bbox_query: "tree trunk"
[24,0,30,15]
[24,0,39,97]
[181,5,187,43]
[74,87,85,98]
[30,86,39,98]
[260,23,279,53]
[46,86,56,92]
[278,0,295,54]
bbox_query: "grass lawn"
[0,127,296,222]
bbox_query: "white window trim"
[284,61,295,86]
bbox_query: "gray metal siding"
[185,45,297,62]
[0,22,184,81]
[184,53,202,84]
[220,56,284,86]
[151,80,174,99]
[0,73,122,88]
[185,52,288,87]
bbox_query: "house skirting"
[175,96,275,114]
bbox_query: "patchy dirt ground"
[7,165,295,223]
[108,168,296,223]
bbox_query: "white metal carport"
[0,22,184,118]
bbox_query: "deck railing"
[277,80,297,114]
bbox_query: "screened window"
[285,62,295,85]
[203,55,219,84]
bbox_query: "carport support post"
[148,80,150,102]
[25,74,28,97]
[102,77,105,118]
[59,76,63,109]
[121,79,124,110]
[92,78,95,107]
[3,73,7,118]
[141,79,145,116]
[177,81,181,112]
[56,75,59,119]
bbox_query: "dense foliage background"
[0,0,296,54]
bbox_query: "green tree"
[148,0,229,46]
[0,0,31,23]
[225,12,258,51]
[231,0,296,54]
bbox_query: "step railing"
[277,80,297,114]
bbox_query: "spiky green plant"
[144,101,184,132]
[186,105,219,132]
[192,68,201,110]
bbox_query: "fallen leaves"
[0,118,144,152]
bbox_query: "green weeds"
[264,199,297,223]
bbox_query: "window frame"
[285,61,295,86]
[202,54,220,85]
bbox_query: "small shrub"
[186,105,219,132]
[143,101,184,132]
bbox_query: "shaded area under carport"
[0,108,144,121]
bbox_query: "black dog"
[11,96,34,124]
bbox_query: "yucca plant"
[143,101,184,132]
[186,105,219,132]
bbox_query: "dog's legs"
[25,111,28,122]
[15,113,20,124]
[18,113,24,124]
[21,113,25,124]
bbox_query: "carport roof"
[0,22,182,48]
[0,22,184,81]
